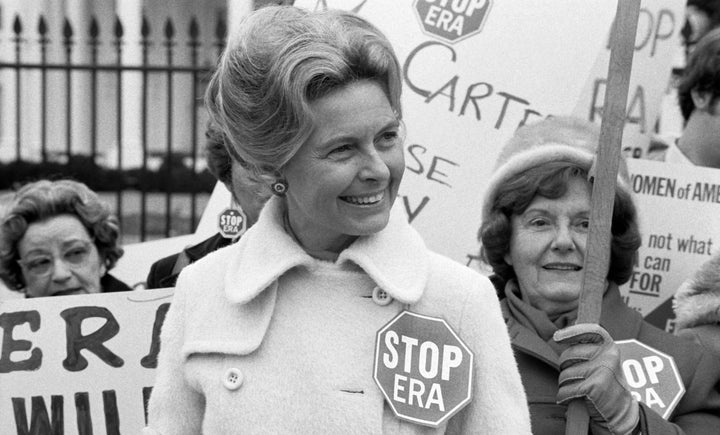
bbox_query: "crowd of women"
[2,4,720,434]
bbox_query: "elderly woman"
[480,116,720,434]
[145,6,531,434]
[0,179,129,297]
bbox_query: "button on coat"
[372,286,393,306]
[223,368,243,391]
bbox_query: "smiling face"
[504,177,591,317]
[17,214,105,298]
[282,79,404,253]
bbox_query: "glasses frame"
[17,239,97,278]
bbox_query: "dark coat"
[503,283,720,434]
[100,273,131,293]
[145,233,232,289]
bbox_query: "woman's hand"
[554,323,640,435]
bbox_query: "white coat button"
[372,286,393,306]
[223,368,243,391]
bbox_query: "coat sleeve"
[144,270,204,434]
[446,273,532,434]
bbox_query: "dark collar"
[184,233,233,263]
[101,274,131,293]
[155,233,234,288]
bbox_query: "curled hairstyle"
[480,162,641,286]
[205,6,403,185]
[678,27,720,121]
[0,179,123,290]
[203,120,273,203]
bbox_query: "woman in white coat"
[144,6,530,434]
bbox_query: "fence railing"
[0,12,227,243]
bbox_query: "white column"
[66,0,92,158]
[0,1,29,161]
[115,0,144,168]
[42,0,68,161]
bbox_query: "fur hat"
[481,116,632,223]
[674,252,720,330]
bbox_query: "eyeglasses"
[18,240,95,277]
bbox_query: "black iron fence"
[0,12,226,243]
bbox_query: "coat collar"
[223,196,429,305]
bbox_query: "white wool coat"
[144,197,531,434]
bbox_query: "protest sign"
[374,310,473,428]
[573,0,686,159]
[617,339,685,419]
[621,159,720,331]
[0,288,172,434]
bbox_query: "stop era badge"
[217,208,246,239]
[373,311,474,428]
[616,339,685,419]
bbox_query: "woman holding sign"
[479,116,720,434]
[144,5,531,434]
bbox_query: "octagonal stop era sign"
[374,311,474,428]
[616,339,685,419]
[413,0,492,44]
[217,207,246,239]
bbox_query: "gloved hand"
[554,323,640,435]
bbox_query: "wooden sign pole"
[565,0,641,434]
